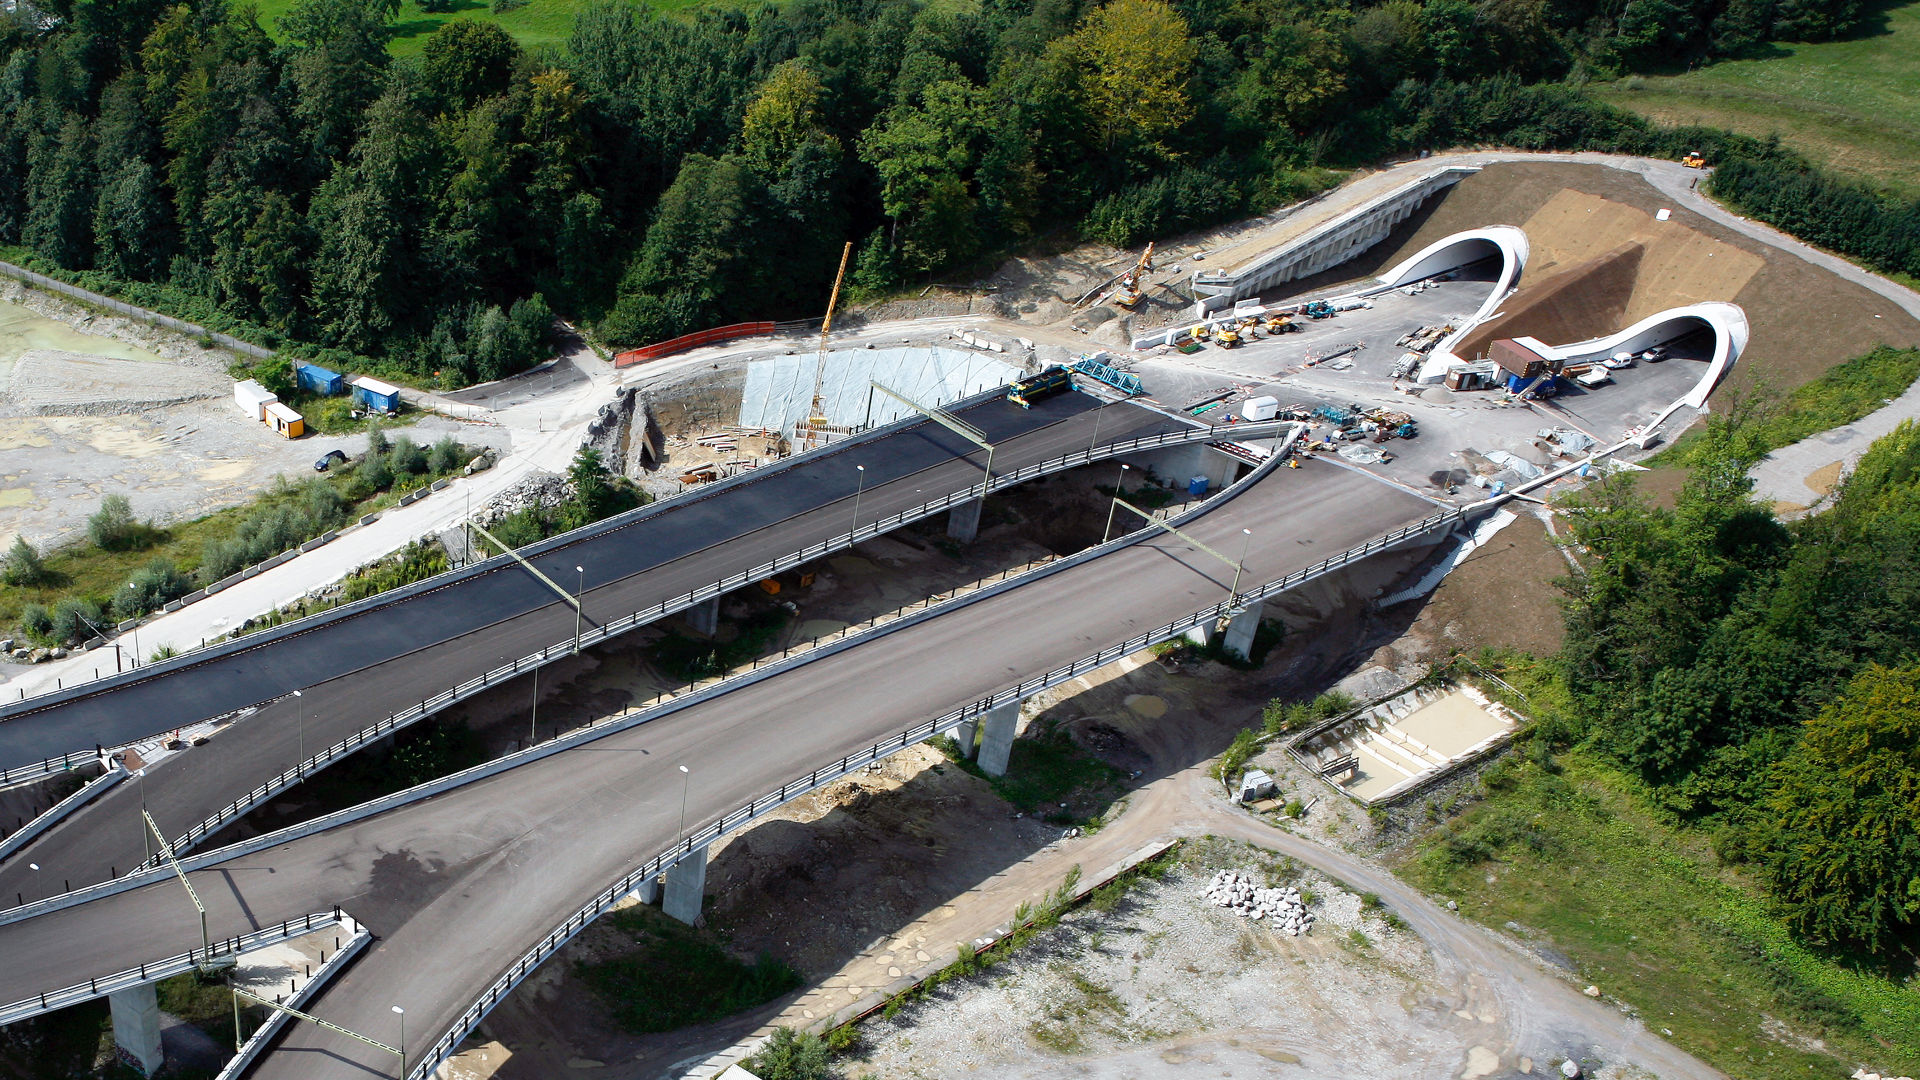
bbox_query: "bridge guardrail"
[403,496,1468,1079]
[0,910,345,1026]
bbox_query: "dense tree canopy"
[0,0,1878,386]
[1557,420,1920,964]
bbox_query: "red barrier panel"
[613,322,778,367]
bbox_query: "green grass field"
[1596,0,1920,198]
[246,0,704,58]
[1402,750,1920,1080]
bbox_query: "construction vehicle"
[1007,365,1073,408]
[1114,242,1156,309]
[1304,300,1335,319]
[1215,322,1243,348]
[1188,323,1211,341]
[1681,151,1706,169]
[1264,313,1299,334]
[796,241,855,451]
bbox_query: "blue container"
[296,362,345,396]
[1188,475,1210,497]
[350,378,403,413]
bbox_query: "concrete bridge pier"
[628,875,661,906]
[1221,603,1264,662]
[952,717,980,760]
[663,844,708,925]
[977,700,1022,778]
[685,597,720,637]
[946,499,982,543]
[108,983,163,1076]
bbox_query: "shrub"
[50,597,105,644]
[19,602,52,641]
[429,436,462,475]
[86,495,144,551]
[747,1027,834,1080]
[2,535,45,585]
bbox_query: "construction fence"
[0,260,273,359]
[613,321,778,367]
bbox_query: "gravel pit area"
[848,839,1482,1080]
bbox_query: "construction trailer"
[263,401,305,438]
[296,361,345,396]
[350,376,403,414]
[234,379,276,420]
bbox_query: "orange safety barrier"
[612,321,778,367]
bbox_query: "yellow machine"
[1190,323,1211,341]
[1681,151,1706,169]
[1216,323,1243,348]
[1114,242,1156,309]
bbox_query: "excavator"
[1681,151,1706,169]
[1114,242,1156,309]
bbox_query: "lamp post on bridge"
[392,1005,405,1079]
[1101,464,1131,544]
[573,565,586,654]
[1230,528,1253,601]
[851,465,866,535]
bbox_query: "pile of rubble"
[1852,1070,1917,1080]
[1201,870,1313,936]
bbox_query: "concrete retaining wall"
[1186,166,1477,316]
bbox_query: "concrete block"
[946,498,982,543]
[684,596,719,637]
[117,619,139,633]
[180,590,206,605]
[162,600,181,613]
[663,845,708,925]
[431,478,449,491]
[360,513,381,526]
[108,984,163,1076]
[1222,603,1263,662]
[977,700,1021,778]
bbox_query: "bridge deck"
[0,458,1439,1078]
[0,394,1181,907]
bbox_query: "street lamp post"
[291,690,304,774]
[529,664,539,747]
[851,465,866,535]
[573,566,586,654]
[1101,464,1131,544]
[391,1005,405,1079]
[126,582,140,666]
[1230,528,1253,600]
[677,764,691,848]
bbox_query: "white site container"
[1240,395,1280,422]
[234,379,277,420]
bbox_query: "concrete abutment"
[976,700,1021,778]
[684,597,720,638]
[945,499,982,543]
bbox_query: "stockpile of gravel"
[1201,870,1314,936]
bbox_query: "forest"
[1557,413,1920,965]
[0,0,1894,388]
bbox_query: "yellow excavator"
[1681,151,1706,169]
[1114,242,1156,309]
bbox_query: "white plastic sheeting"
[739,347,1022,433]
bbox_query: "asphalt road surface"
[0,457,1438,1078]
[0,394,1183,909]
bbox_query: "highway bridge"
[0,448,1460,1078]
[0,390,1220,910]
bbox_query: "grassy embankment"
[247,0,708,57]
[1398,662,1920,1080]
[1597,0,1920,201]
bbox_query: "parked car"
[1602,352,1637,370]
[1640,345,1669,362]
[314,449,348,472]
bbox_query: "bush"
[747,1027,835,1080]
[86,495,144,551]
[50,597,105,644]
[390,436,427,476]
[429,435,462,475]
[113,557,191,619]
[2,535,45,585]
[19,602,52,641]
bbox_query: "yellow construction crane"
[1115,242,1156,309]
[806,240,855,434]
